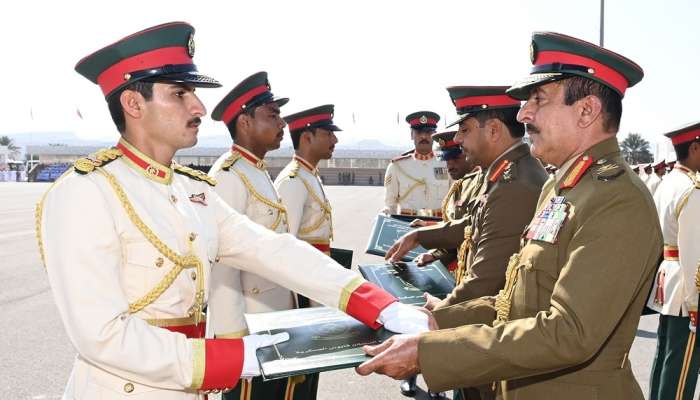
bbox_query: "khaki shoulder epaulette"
[591,159,625,183]
[220,152,242,171]
[174,164,217,186]
[74,147,123,175]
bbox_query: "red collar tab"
[116,139,173,184]
[454,94,520,110]
[288,114,333,132]
[559,154,594,189]
[489,159,512,183]
[670,128,700,145]
[293,155,316,173]
[231,144,266,169]
[414,152,435,161]
[221,84,269,124]
[534,50,629,96]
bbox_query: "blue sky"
[2,0,698,158]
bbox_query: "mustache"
[525,123,540,134]
[419,139,431,144]
[187,117,201,128]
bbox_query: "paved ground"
[0,182,695,399]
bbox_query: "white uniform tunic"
[37,139,396,399]
[208,145,294,338]
[383,151,449,216]
[274,155,333,253]
[647,165,698,316]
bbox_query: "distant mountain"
[338,139,402,150]
[6,132,113,147]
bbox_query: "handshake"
[241,299,438,377]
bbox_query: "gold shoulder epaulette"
[74,147,123,175]
[221,152,242,171]
[173,164,217,186]
[391,154,412,163]
[288,161,301,178]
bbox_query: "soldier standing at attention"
[383,111,449,218]
[275,105,340,258]
[386,86,547,400]
[358,31,661,400]
[646,121,700,400]
[37,21,429,400]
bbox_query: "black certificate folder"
[365,214,429,262]
[246,307,393,381]
[358,262,456,305]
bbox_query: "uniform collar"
[116,138,173,184]
[293,155,318,175]
[413,151,435,161]
[484,141,527,179]
[674,163,693,175]
[557,137,621,191]
[232,144,266,170]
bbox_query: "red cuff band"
[201,339,244,390]
[345,282,397,329]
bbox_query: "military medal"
[526,196,569,243]
[189,193,207,206]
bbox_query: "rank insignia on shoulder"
[174,164,217,186]
[74,147,123,174]
[221,152,242,171]
[560,155,593,189]
[594,161,625,182]
[489,159,512,183]
[189,192,207,206]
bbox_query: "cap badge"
[438,139,446,147]
[419,115,428,124]
[187,33,195,57]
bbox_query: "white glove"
[378,302,429,334]
[241,332,290,377]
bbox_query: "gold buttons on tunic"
[155,257,164,268]
[170,194,178,203]
[251,287,260,295]
[124,383,134,393]
[191,271,197,281]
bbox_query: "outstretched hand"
[356,334,420,380]
[385,231,420,263]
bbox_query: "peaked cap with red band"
[75,22,221,99]
[507,31,644,100]
[284,104,342,133]
[664,121,700,146]
[445,86,520,128]
[432,130,462,161]
[211,71,289,126]
[406,111,440,131]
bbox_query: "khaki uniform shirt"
[38,139,389,399]
[208,145,294,338]
[646,165,698,316]
[383,151,449,216]
[418,142,547,302]
[418,138,662,400]
[274,155,333,251]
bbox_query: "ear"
[120,90,145,120]
[237,113,252,133]
[576,95,603,129]
[485,118,502,142]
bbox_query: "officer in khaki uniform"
[275,105,340,256]
[383,111,450,217]
[388,86,547,309]
[358,32,661,400]
[38,21,429,400]
[412,130,481,274]
[646,121,700,400]
[386,86,547,400]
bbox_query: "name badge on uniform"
[434,167,448,180]
[525,196,568,243]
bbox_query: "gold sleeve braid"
[95,167,206,324]
[441,179,462,222]
[228,167,288,231]
[455,225,473,284]
[495,253,522,322]
[392,161,426,202]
